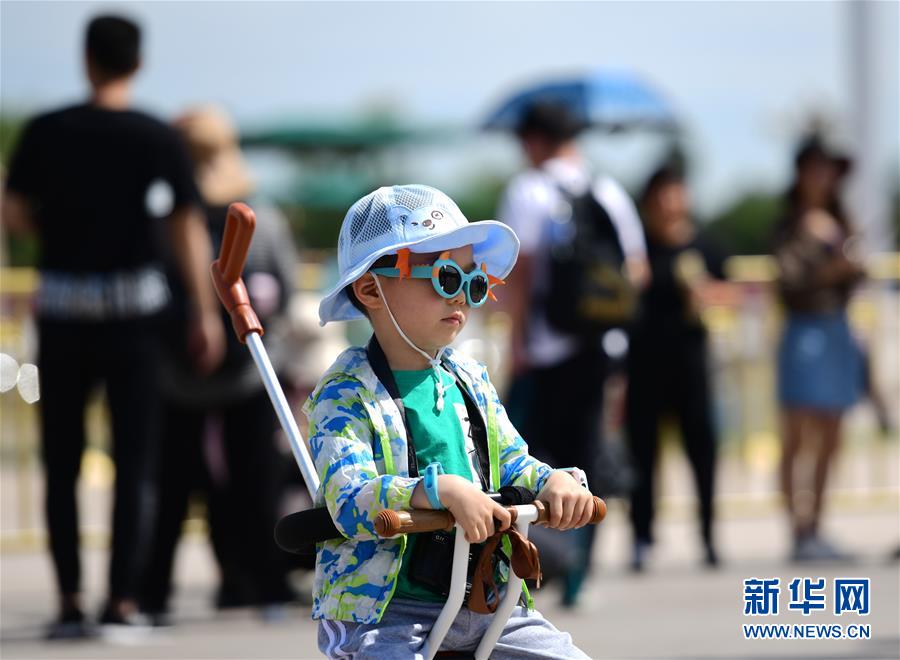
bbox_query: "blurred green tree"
[1,113,40,266]
[0,114,26,169]
[453,173,508,226]
[704,192,782,256]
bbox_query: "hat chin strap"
[372,274,452,412]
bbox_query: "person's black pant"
[506,347,606,597]
[527,349,607,490]
[140,388,291,613]
[626,338,717,546]
[38,318,160,601]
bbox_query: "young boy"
[305,185,594,658]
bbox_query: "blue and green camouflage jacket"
[303,344,554,624]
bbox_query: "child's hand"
[440,475,511,544]
[537,470,594,530]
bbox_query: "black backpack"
[543,182,638,338]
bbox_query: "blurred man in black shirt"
[2,15,224,638]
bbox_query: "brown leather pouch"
[467,528,542,614]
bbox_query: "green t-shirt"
[392,367,476,602]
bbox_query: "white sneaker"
[792,535,851,562]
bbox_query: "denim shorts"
[777,310,864,412]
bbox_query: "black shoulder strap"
[456,378,491,492]
[436,353,490,492]
[367,335,419,478]
[366,335,490,490]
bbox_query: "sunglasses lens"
[469,275,489,304]
[438,265,462,296]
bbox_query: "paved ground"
[2,497,898,660]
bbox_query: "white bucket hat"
[318,184,520,325]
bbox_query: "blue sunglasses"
[371,250,499,307]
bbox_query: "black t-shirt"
[161,205,258,373]
[631,232,726,345]
[5,103,199,273]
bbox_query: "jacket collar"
[322,340,482,404]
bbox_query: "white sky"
[1,1,897,217]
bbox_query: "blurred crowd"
[0,12,893,642]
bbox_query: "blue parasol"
[482,70,679,133]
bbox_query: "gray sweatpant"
[317,598,590,659]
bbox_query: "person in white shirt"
[497,101,648,606]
